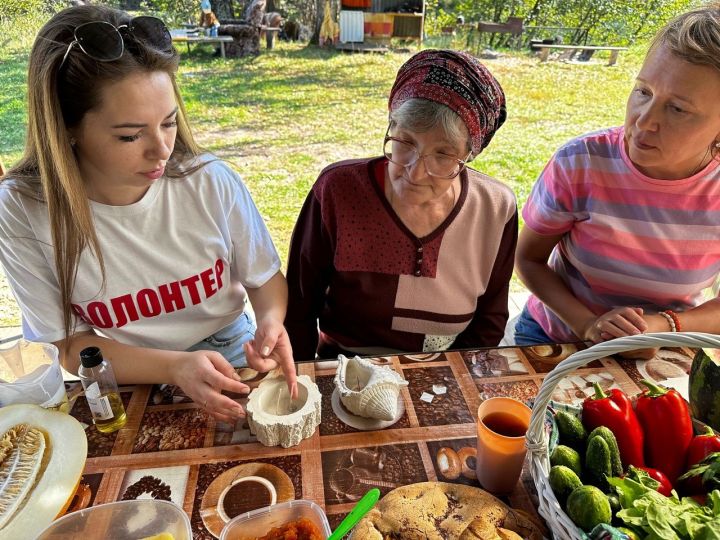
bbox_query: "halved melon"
[0,404,87,539]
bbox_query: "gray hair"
[389,98,472,158]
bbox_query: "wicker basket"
[526,331,720,540]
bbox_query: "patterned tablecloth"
[67,343,695,538]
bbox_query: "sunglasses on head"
[60,16,172,67]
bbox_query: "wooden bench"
[171,35,234,58]
[534,44,628,66]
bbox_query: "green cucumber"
[588,426,623,477]
[555,410,587,451]
[585,435,612,491]
[566,485,612,532]
[550,445,583,477]
[549,465,583,508]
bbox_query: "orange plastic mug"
[475,397,532,495]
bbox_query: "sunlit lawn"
[0,39,647,326]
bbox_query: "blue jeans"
[186,312,255,367]
[513,305,553,345]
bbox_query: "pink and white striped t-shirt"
[522,126,720,342]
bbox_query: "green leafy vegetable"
[607,475,720,539]
[679,452,720,492]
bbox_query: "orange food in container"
[220,500,331,540]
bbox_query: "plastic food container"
[35,499,192,540]
[220,499,332,540]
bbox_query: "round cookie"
[349,482,544,540]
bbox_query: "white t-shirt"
[0,157,280,350]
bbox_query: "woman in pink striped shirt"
[515,4,720,356]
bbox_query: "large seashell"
[246,375,321,448]
[334,355,408,421]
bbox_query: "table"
[477,17,523,37]
[260,26,281,50]
[534,44,628,66]
[171,35,234,59]
[66,343,693,538]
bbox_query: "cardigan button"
[414,269,421,276]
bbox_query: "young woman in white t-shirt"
[0,5,297,422]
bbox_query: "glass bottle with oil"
[78,346,127,433]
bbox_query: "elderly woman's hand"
[245,316,298,400]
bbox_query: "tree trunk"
[211,0,236,19]
[310,0,323,45]
[266,0,275,12]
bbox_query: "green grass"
[0,40,648,327]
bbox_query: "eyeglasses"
[383,127,469,179]
[60,16,172,67]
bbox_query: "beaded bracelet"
[659,311,677,332]
[663,309,682,332]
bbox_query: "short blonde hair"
[651,3,720,72]
[651,3,720,160]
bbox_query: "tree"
[310,0,323,44]
[423,0,699,46]
[211,0,236,19]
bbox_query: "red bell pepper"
[679,451,720,494]
[682,426,720,494]
[635,379,693,484]
[636,466,673,496]
[686,426,720,467]
[582,383,645,468]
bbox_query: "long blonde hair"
[1,5,202,346]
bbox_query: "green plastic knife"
[327,488,381,540]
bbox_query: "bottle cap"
[80,346,104,368]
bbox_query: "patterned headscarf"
[389,49,507,158]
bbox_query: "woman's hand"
[614,312,678,359]
[245,316,298,400]
[172,351,250,423]
[579,307,659,360]
[580,307,648,343]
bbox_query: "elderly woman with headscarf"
[285,50,517,360]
